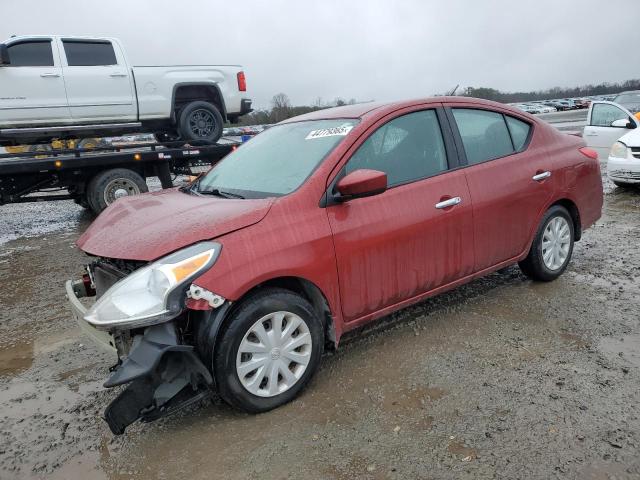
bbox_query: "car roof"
[280,96,525,124]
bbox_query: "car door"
[326,107,474,323]
[59,39,136,122]
[447,105,554,272]
[0,38,70,126]
[583,101,639,159]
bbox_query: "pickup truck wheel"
[87,168,148,213]
[178,101,223,144]
[211,288,324,413]
[519,205,574,282]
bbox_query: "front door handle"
[109,72,127,77]
[533,171,552,182]
[40,73,60,78]
[435,196,461,209]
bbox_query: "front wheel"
[177,101,223,144]
[519,205,574,282]
[210,288,324,413]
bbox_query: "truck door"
[583,101,639,159]
[59,39,136,122]
[0,38,71,126]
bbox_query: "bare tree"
[271,93,292,122]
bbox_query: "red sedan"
[67,97,603,433]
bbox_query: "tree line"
[460,78,640,103]
[232,78,640,126]
[233,94,359,126]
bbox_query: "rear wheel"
[86,168,148,213]
[209,288,324,413]
[177,101,223,144]
[519,205,574,282]
[612,180,632,188]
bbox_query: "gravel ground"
[0,169,639,480]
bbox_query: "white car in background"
[583,101,640,186]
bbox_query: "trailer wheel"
[87,168,148,213]
[178,101,223,144]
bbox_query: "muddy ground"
[1,172,639,480]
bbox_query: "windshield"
[194,119,359,198]
[614,93,640,108]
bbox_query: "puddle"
[559,332,589,350]
[599,334,640,368]
[447,439,478,461]
[0,340,34,377]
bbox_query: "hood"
[77,188,274,261]
[619,128,640,147]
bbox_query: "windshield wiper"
[197,188,245,199]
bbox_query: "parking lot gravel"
[0,169,639,479]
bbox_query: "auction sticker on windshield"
[305,124,354,140]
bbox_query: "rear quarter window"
[505,116,531,151]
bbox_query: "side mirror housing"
[0,44,9,65]
[611,118,636,129]
[336,169,387,201]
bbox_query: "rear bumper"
[240,98,253,115]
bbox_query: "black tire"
[177,101,223,144]
[209,288,324,413]
[613,181,631,188]
[86,168,148,214]
[519,205,574,282]
[73,196,91,210]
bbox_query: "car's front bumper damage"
[65,278,214,435]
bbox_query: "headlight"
[610,141,629,159]
[84,242,221,330]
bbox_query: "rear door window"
[452,108,514,164]
[62,40,118,66]
[7,41,54,66]
[345,109,448,187]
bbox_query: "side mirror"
[611,118,636,129]
[336,169,387,201]
[0,44,9,65]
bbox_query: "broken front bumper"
[65,278,213,435]
[65,280,116,353]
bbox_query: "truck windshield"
[194,119,359,198]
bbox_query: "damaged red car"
[66,97,603,434]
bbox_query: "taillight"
[578,147,598,160]
[237,71,246,92]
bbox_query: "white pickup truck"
[0,35,252,146]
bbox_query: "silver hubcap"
[103,178,141,205]
[542,216,571,270]
[236,311,312,397]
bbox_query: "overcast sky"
[2,0,639,109]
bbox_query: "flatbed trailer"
[0,140,239,214]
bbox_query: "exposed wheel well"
[173,85,226,122]
[231,277,337,349]
[551,198,582,241]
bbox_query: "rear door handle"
[109,72,127,77]
[532,171,551,181]
[435,196,461,209]
[40,73,60,78]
